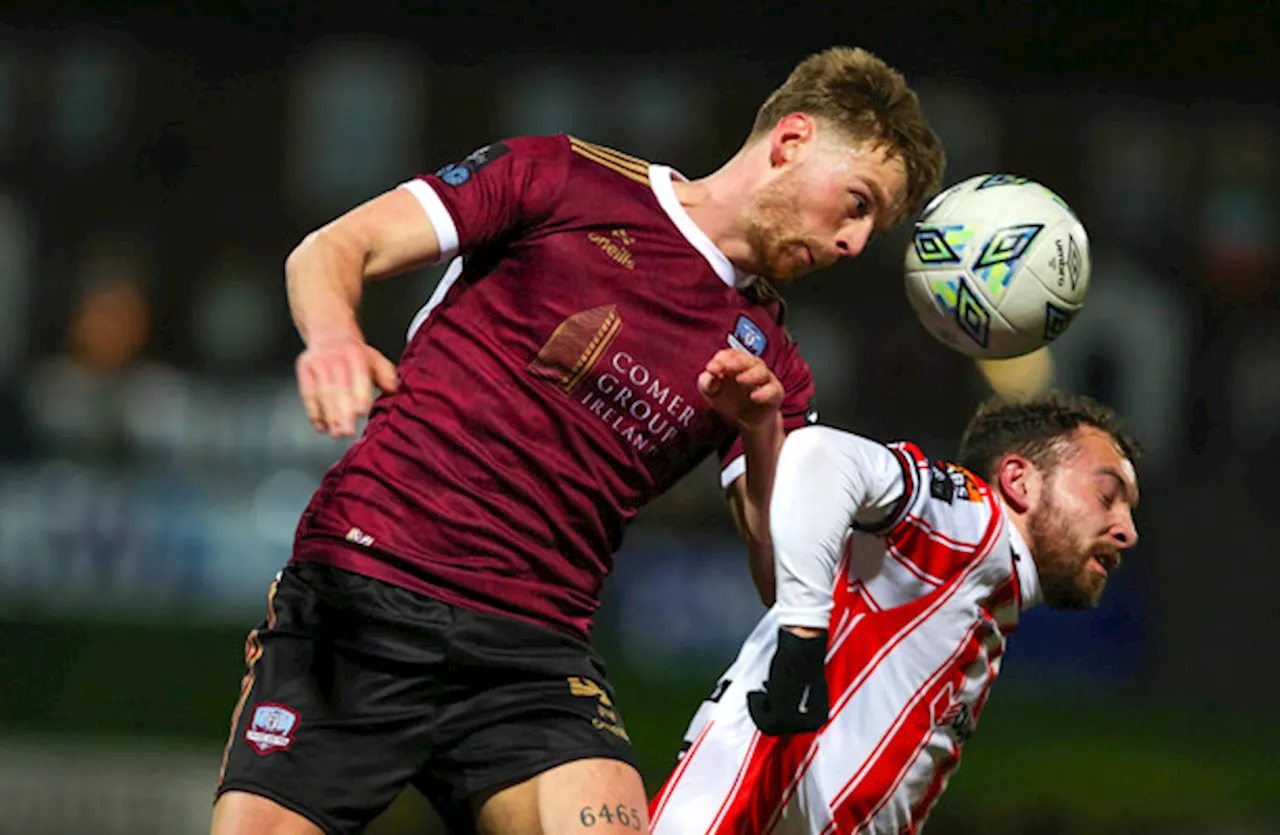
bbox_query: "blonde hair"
[751,47,946,226]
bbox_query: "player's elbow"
[285,229,328,278]
[286,224,365,284]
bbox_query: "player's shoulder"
[561,134,654,187]
[506,133,574,159]
[429,135,569,189]
[886,441,999,544]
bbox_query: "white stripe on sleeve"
[398,179,460,264]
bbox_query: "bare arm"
[699,348,786,606]
[288,187,444,437]
[725,412,785,606]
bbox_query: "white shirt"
[650,426,1041,835]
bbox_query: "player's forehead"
[1068,425,1140,501]
[815,137,909,219]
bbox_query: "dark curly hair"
[956,391,1142,482]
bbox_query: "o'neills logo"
[587,228,636,270]
[528,306,696,453]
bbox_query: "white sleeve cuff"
[773,603,834,630]
[720,455,746,490]
[399,179,460,263]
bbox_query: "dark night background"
[0,2,1276,833]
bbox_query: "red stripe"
[705,731,764,833]
[969,621,1004,722]
[711,731,818,834]
[813,511,1002,830]
[829,542,855,613]
[829,735,936,835]
[826,623,985,832]
[890,518,979,581]
[899,514,979,551]
[715,510,1002,832]
[893,442,929,470]
[826,507,1001,721]
[887,543,944,587]
[951,622,1005,835]
[649,718,714,827]
[703,541,850,835]
[909,744,960,833]
[704,458,1011,833]
[858,582,882,613]
[985,576,1021,634]
[822,515,1005,831]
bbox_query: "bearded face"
[740,133,908,283]
[743,170,831,283]
[1028,486,1119,610]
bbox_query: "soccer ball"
[903,174,1090,359]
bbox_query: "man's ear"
[769,113,814,167]
[996,454,1038,514]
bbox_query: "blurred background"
[0,1,1277,833]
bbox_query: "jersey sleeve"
[874,444,1002,581]
[717,339,816,489]
[398,135,571,264]
[771,426,907,629]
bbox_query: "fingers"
[368,347,400,395]
[315,355,356,437]
[704,347,751,377]
[296,357,325,432]
[728,357,783,404]
[697,369,722,401]
[732,361,774,389]
[702,346,784,414]
[750,378,784,405]
[296,339,390,438]
[348,349,374,418]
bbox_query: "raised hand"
[697,348,785,431]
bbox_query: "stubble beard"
[745,177,811,283]
[1028,491,1108,611]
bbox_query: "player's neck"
[672,143,770,275]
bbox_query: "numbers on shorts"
[579,803,641,829]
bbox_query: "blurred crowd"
[1,28,1276,666]
[0,18,1276,834]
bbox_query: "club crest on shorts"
[728,314,767,356]
[245,703,299,754]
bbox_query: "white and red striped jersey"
[650,426,1042,835]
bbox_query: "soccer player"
[212,47,944,835]
[650,392,1141,834]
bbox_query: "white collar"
[1005,521,1043,612]
[648,164,755,290]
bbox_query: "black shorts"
[216,562,635,835]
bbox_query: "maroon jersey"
[293,135,815,638]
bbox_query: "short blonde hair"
[751,47,946,226]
